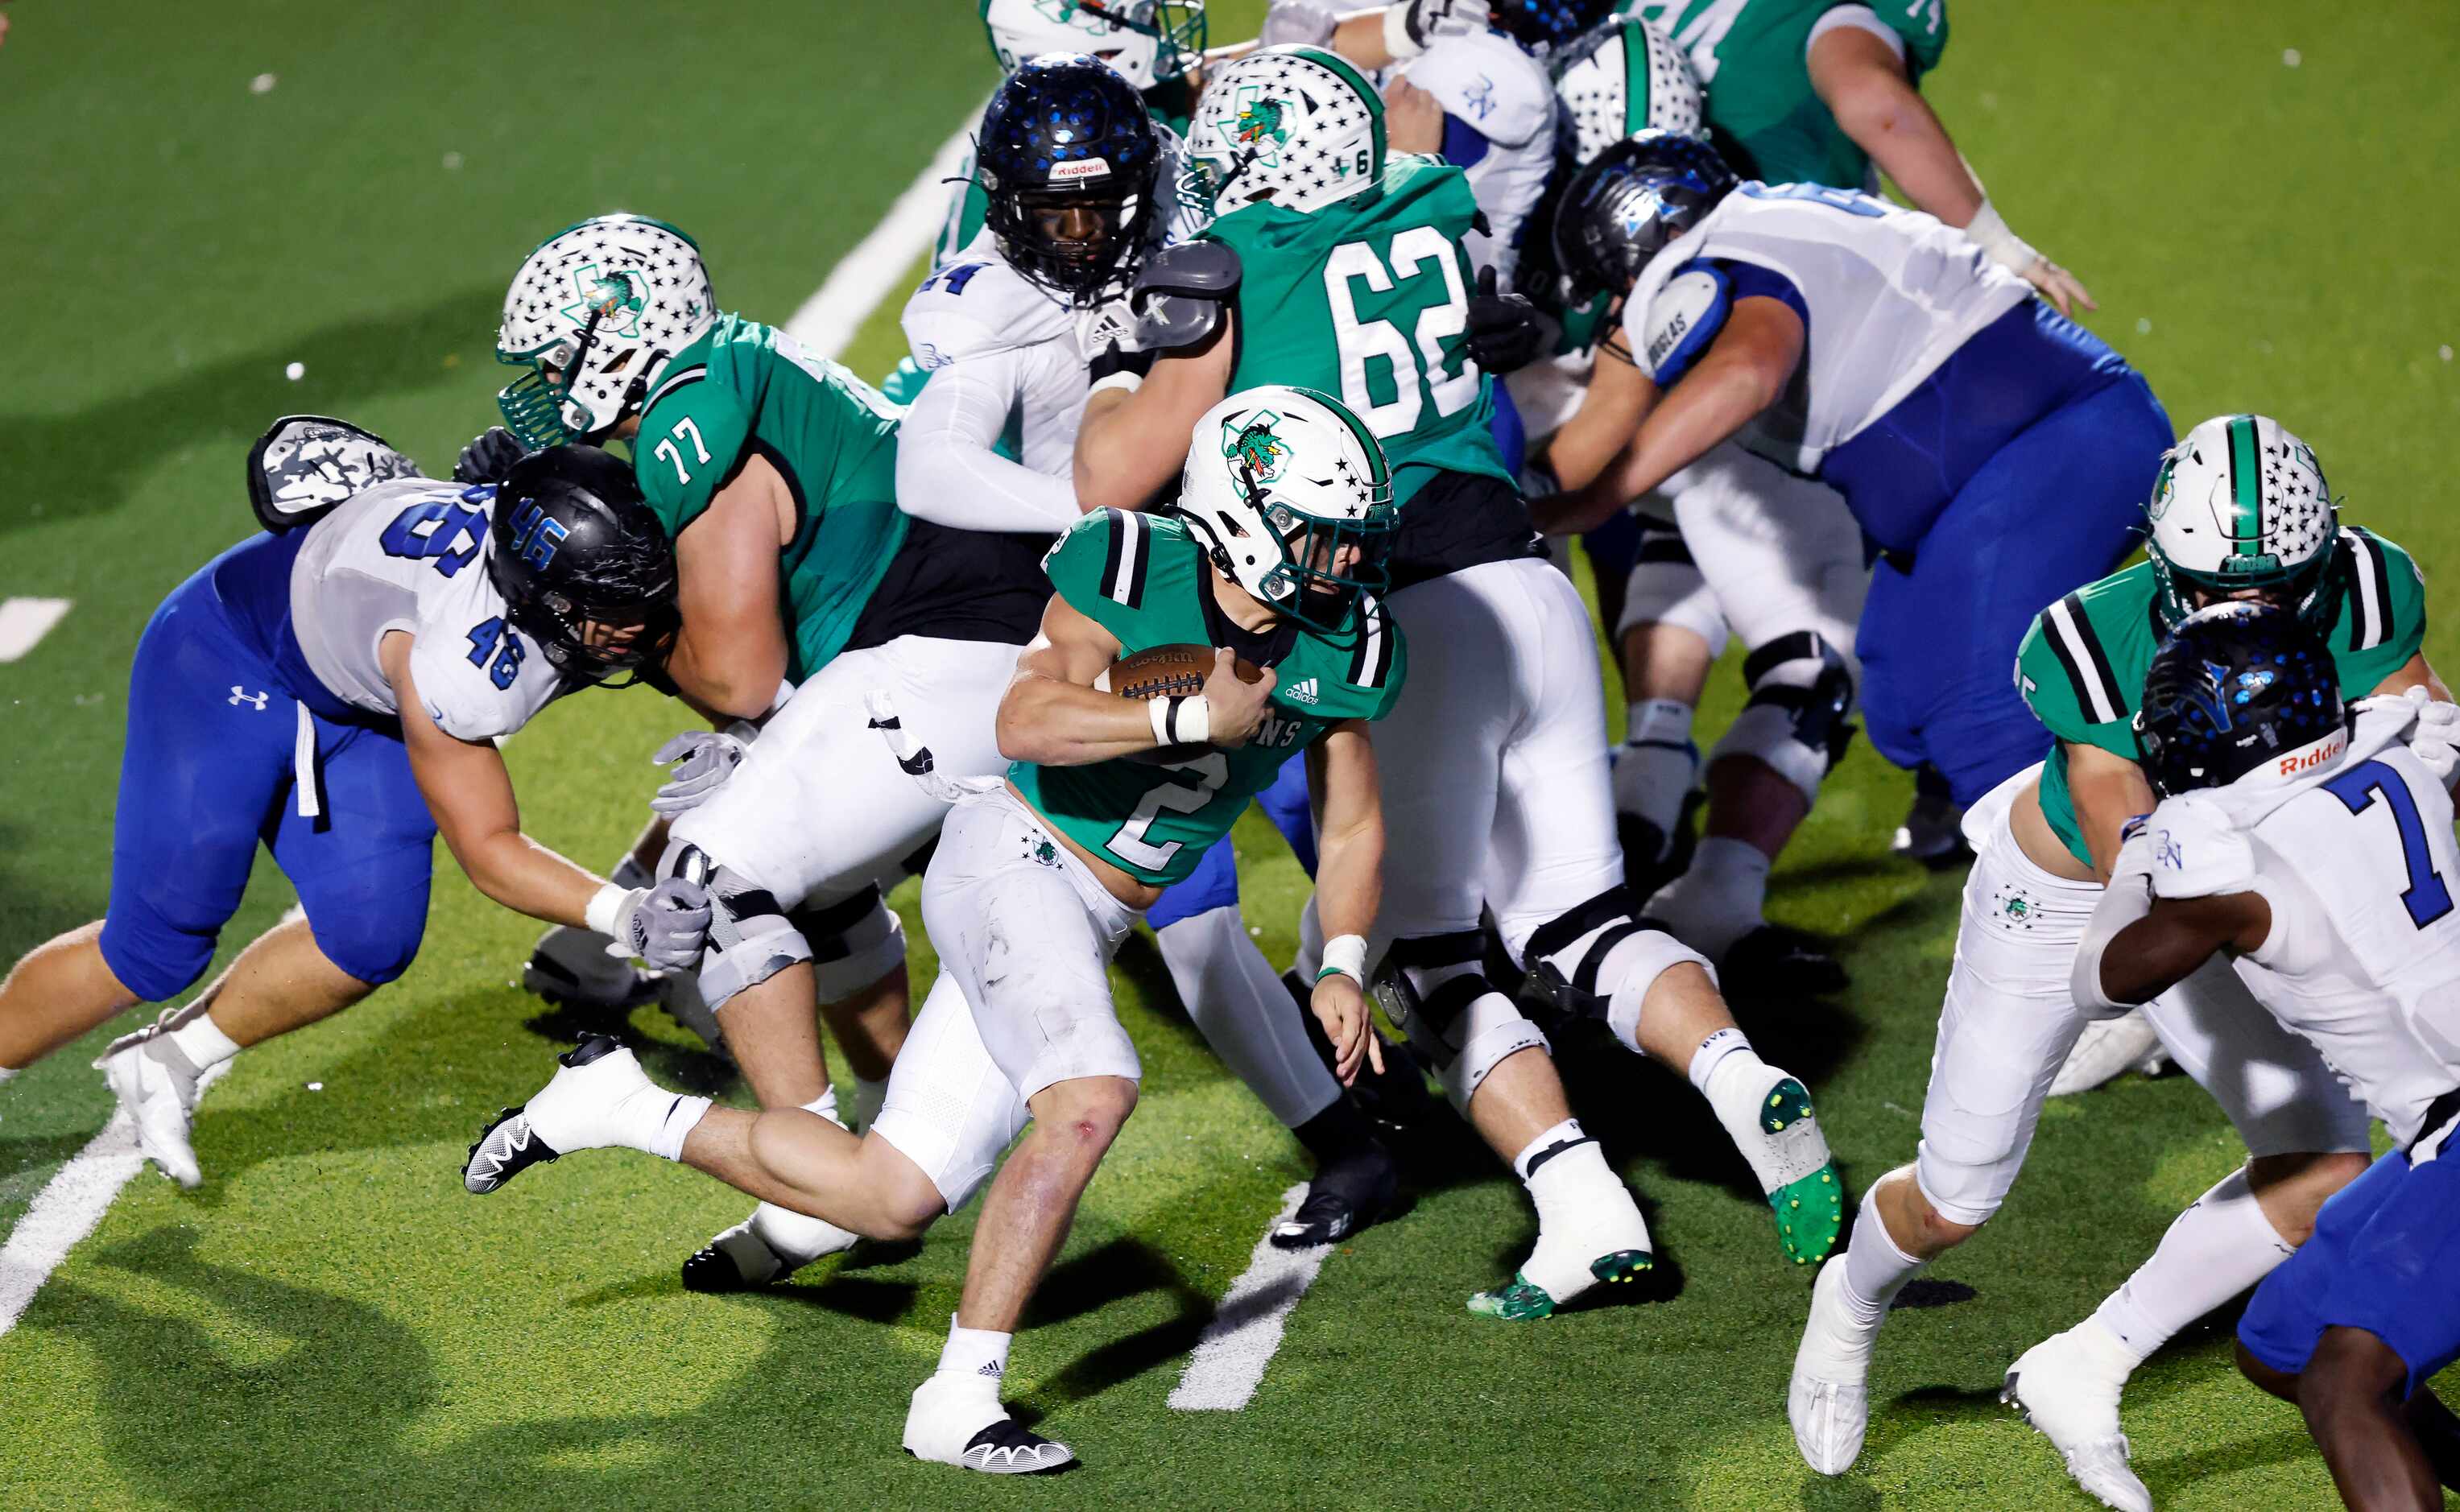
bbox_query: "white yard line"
[0,1063,226,1336]
[1169,1184,1333,1411]
[784,113,982,361]
[0,597,72,663]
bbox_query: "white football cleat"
[2049,1010,2169,1097]
[97,1025,208,1189]
[522,923,663,1012]
[904,1374,1074,1474]
[464,1033,659,1194]
[1789,1259,1876,1475]
[682,1202,858,1292]
[1468,1184,1653,1320]
[2003,1323,2152,1512]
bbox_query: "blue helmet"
[975,54,1164,304]
[1550,129,1737,301]
[487,446,679,687]
[2135,602,2347,798]
[1492,0,1618,52]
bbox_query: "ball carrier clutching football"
[1076,45,1844,1317]
[465,386,1406,1476]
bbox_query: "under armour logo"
[229,687,269,710]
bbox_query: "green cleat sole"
[1467,1274,1557,1321]
[1769,1161,1846,1266]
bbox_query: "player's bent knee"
[1708,631,1857,806]
[96,911,215,1005]
[664,844,812,1011]
[2300,1328,2409,1414]
[2247,1150,2371,1246]
[792,887,905,1005]
[1037,1076,1139,1146]
[304,911,418,989]
[1520,886,1711,1030]
[1372,932,1549,1112]
[2235,1341,2303,1403]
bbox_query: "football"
[1104,643,1265,763]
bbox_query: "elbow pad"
[1132,242,1242,353]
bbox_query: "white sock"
[1841,1184,1927,1326]
[1513,1118,1587,1181]
[937,1313,1012,1390]
[1686,1027,1750,1094]
[0,1066,18,1086]
[853,1076,889,1132]
[644,1091,713,1162]
[167,1012,242,1072]
[1615,700,1698,844]
[2090,1167,2294,1362]
[1515,1120,1647,1299]
[1645,837,1772,960]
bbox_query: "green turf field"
[3,2,2457,1506]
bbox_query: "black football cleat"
[1272,1137,1400,1250]
[1718,924,1849,999]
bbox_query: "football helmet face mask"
[1185,46,1385,217]
[486,445,680,687]
[978,54,1166,304]
[2135,602,2347,799]
[496,215,717,451]
[2146,413,2340,632]
[1176,386,1396,632]
[1492,0,1618,54]
[1552,129,1737,302]
[1552,16,1705,167]
[980,0,1206,93]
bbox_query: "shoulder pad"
[2145,793,2257,900]
[1633,263,1730,384]
[1134,241,1242,352]
[903,254,1073,371]
[249,415,424,535]
[634,378,750,530]
[1400,34,1555,150]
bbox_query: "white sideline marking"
[784,112,982,361]
[0,1061,228,1336]
[1169,1185,1332,1411]
[0,598,72,663]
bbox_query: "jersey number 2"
[2324,758,2456,928]
[1324,226,1479,440]
[1108,754,1230,873]
[653,416,713,485]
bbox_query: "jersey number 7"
[2324,758,2456,929]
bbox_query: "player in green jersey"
[463,386,1403,1475]
[1081,46,1847,1319]
[486,213,1055,1293]
[1791,415,2450,1506]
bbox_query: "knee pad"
[792,886,906,1003]
[1708,630,1858,806]
[1615,521,1730,654]
[664,843,812,1011]
[1520,886,1710,1043]
[1371,932,1548,1111]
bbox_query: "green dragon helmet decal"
[1179,385,1395,632]
[979,0,1207,92]
[495,214,716,450]
[1185,46,1385,217]
[2146,413,2341,631]
[1552,15,1705,167]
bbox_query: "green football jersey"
[634,315,908,684]
[1202,155,1513,506]
[1010,508,1407,886]
[2018,527,2427,868]
[1623,0,1948,190]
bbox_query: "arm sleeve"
[893,347,1084,533]
[407,626,535,743]
[2144,794,2259,900]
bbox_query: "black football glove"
[453,425,530,485]
[1462,266,1559,377]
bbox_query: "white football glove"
[649,724,756,815]
[607,877,713,973]
[1259,0,1342,47]
[1386,0,1492,59]
[2402,685,2460,787]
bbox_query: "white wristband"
[585,882,631,940]
[1383,3,1424,60]
[1963,197,2041,275]
[1089,369,1145,398]
[1148,694,1211,746]
[1318,933,1369,985]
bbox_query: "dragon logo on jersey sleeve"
[561,265,647,341]
[1222,411,1290,483]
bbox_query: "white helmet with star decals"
[495,215,717,450]
[2147,413,2340,630]
[982,0,1207,92]
[1552,15,1704,167]
[1176,385,1396,630]
[1185,45,1385,217]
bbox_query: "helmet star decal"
[562,265,647,340]
[1222,411,1290,483]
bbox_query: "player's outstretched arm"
[2078,887,2269,1010]
[1307,722,1387,1084]
[666,455,794,720]
[895,346,1083,533]
[1072,323,1237,512]
[1536,327,1658,494]
[1533,297,1802,536]
[1807,23,2093,316]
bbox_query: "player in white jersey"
[903,53,1407,1247]
[2069,605,2460,1510]
[0,421,706,1188]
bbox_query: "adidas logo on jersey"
[1287,677,1319,705]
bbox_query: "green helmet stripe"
[2226,412,2263,548]
[1625,25,1651,134]
[1288,384,1391,488]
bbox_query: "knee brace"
[1708,630,1858,806]
[1371,932,1548,1112]
[1521,886,1711,1050]
[664,844,812,1011]
[792,886,907,1003]
[1615,519,1730,654]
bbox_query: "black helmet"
[1492,0,1618,51]
[2135,602,2347,799]
[486,446,678,687]
[1551,129,1737,303]
[976,53,1164,305]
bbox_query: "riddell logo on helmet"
[2277,733,2345,776]
[1050,158,1113,184]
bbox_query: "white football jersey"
[1622,184,2031,471]
[902,230,1090,479]
[287,477,567,742]
[1396,31,1557,287]
[2147,702,2460,1145]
